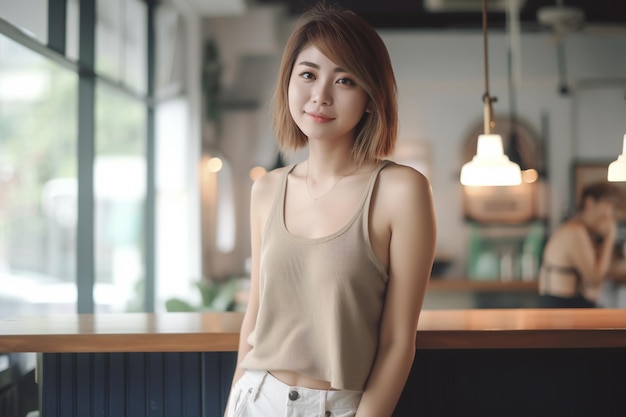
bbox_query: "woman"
[224,4,436,417]
[539,181,622,308]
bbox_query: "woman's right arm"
[229,178,264,388]
[222,177,266,417]
[227,169,279,392]
[570,219,617,285]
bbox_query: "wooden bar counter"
[1,309,626,417]
[2,308,626,352]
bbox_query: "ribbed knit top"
[240,160,391,391]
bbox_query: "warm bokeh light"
[522,169,539,183]
[206,157,223,173]
[249,166,267,181]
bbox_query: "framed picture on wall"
[571,159,626,221]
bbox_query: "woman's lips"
[306,112,334,123]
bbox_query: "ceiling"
[256,0,626,32]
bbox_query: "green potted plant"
[165,277,240,312]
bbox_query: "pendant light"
[460,0,522,187]
[608,134,626,182]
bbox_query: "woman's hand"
[597,217,618,240]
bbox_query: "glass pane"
[95,0,122,81]
[154,4,185,95]
[0,0,48,44]
[123,0,147,94]
[66,0,79,62]
[96,0,146,94]
[0,33,78,319]
[94,82,146,313]
[155,98,201,311]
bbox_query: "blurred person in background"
[539,181,624,308]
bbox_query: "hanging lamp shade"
[459,0,522,187]
[460,134,522,186]
[608,134,626,182]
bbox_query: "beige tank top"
[240,160,391,391]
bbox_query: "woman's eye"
[299,71,315,79]
[337,77,355,86]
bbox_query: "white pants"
[226,370,362,417]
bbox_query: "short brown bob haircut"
[272,3,398,165]
[578,181,625,211]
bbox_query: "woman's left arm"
[356,166,436,417]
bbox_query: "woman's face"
[287,44,369,143]
[587,197,617,231]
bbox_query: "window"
[0,33,78,318]
[1,0,199,315]
[94,82,146,312]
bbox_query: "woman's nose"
[312,83,332,105]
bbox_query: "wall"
[202,4,626,278]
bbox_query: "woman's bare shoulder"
[251,165,291,199]
[374,162,433,222]
[377,161,431,197]
[550,219,588,244]
[557,219,586,234]
[248,166,290,222]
